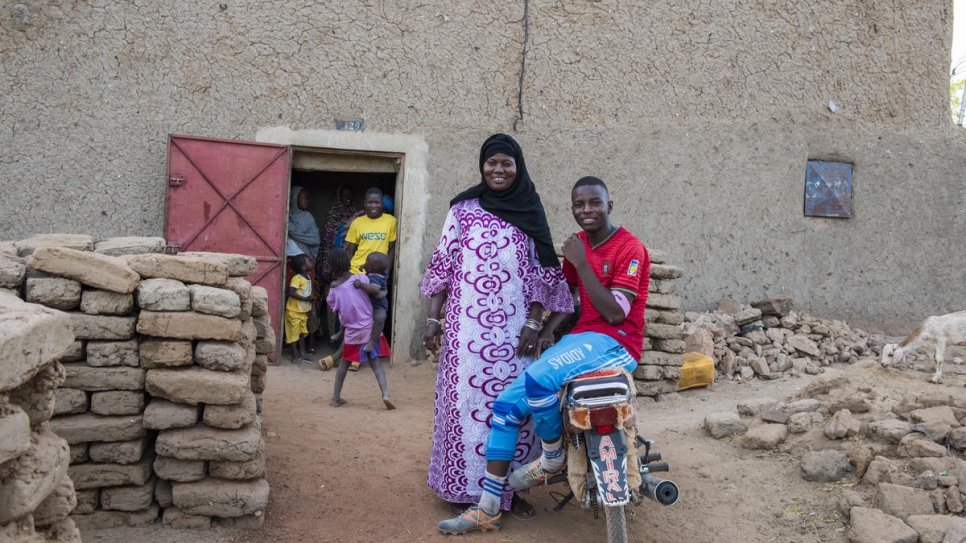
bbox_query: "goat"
[881,310,966,384]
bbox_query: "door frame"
[259,127,430,363]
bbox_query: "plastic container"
[675,352,715,391]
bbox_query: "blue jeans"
[486,332,637,462]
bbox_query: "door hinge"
[164,242,181,254]
[168,174,186,187]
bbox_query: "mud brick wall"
[634,250,685,397]
[0,234,275,532]
[0,282,81,541]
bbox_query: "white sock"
[478,471,506,516]
[540,439,565,473]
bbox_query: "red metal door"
[164,134,290,356]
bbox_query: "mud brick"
[154,456,206,482]
[100,477,155,512]
[644,323,682,340]
[0,294,74,393]
[250,287,268,317]
[70,504,159,529]
[67,313,136,340]
[137,310,241,341]
[9,362,65,426]
[163,506,212,529]
[203,390,256,430]
[27,247,139,293]
[208,440,265,480]
[146,367,249,406]
[0,429,70,523]
[179,252,257,277]
[58,340,84,363]
[25,277,81,311]
[0,254,26,288]
[93,236,166,257]
[86,339,139,367]
[143,398,198,430]
[156,423,261,462]
[68,456,152,490]
[194,341,248,372]
[48,413,144,445]
[54,388,90,416]
[33,474,77,525]
[73,489,99,514]
[172,477,270,517]
[649,263,683,280]
[69,443,89,464]
[188,284,240,318]
[90,391,145,416]
[639,351,685,367]
[0,403,31,465]
[15,234,94,257]
[127,253,228,285]
[88,437,148,465]
[79,289,134,315]
[61,363,145,391]
[136,278,190,311]
[139,338,193,369]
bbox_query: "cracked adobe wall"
[0,0,963,333]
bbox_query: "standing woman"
[420,134,573,517]
[316,185,359,343]
[286,186,321,354]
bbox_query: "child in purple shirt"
[325,248,395,410]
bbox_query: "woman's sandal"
[318,356,335,371]
[510,494,536,521]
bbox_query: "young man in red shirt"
[438,176,651,534]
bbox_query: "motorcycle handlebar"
[644,462,669,473]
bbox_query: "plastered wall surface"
[1,0,964,337]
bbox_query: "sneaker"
[437,506,501,534]
[508,457,562,490]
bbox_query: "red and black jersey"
[562,227,650,361]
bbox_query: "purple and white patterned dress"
[420,199,573,509]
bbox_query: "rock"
[39,517,82,543]
[733,308,762,326]
[801,450,852,482]
[876,482,935,521]
[717,299,742,314]
[787,335,820,357]
[172,477,270,517]
[751,298,793,317]
[787,412,824,434]
[28,247,139,293]
[783,399,824,415]
[897,433,947,458]
[704,412,747,438]
[0,254,26,288]
[825,409,862,439]
[837,489,868,518]
[868,419,912,445]
[33,475,77,526]
[0,402,31,466]
[760,410,789,424]
[682,328,714,358]
[848,507,918,543]
[909,406,960,427]
[740,423,788,450]
[844,445,874,479]
[146,367,250,406]
[8,362,65,426]
[949,427,966,451]
[906,514,966,543]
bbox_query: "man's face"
[364,193,383,218]
[571,184,612,234]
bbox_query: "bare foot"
[330,398,347,408]
[383,398,396,410]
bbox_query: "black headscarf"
[450,133,560,268]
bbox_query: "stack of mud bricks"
[0,234,274,533]
[0,287,81,542]
[633,249,686,397]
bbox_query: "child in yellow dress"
[284,255,313,366]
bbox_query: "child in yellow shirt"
[284,255,313,365]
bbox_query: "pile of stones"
[0,292,80,542]
[682,297,890,382]
[0,234,275,532]
[705,375,966,542]
[634,249,686,397]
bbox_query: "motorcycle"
[541,368,679,543]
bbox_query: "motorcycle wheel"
[603,505,627,543]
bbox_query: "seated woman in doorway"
[420,133,573,521]
[284,186,321,362]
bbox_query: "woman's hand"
[424,320,442,355]
[516,324,540,359]
[534,329,556,359]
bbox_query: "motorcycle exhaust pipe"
[640,475,679,506]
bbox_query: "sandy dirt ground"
[81,344,966,543]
